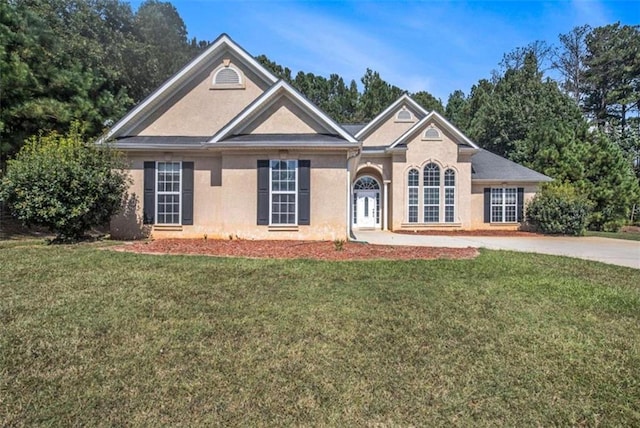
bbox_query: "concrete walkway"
[354,230,640,269]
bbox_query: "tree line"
[0,0,208,160]
[1,1,638,229]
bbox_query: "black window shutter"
[298,160,311,225]
[517,187,524,222]
[143,162,156,224]
[483,187,491,223]
[257,160,269,225]
[182,162,194,225]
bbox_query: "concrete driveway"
[354,230,640,269]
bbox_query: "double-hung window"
[156,161,181,224]
[407,169,419,223]
[406,164,457,224]
[270,160,297,225]
[491,188,518,222]
[423,163,440,223]
[144,161,193,226]
[257,159,309,227]
[444,169,456,223]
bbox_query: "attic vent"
[215,68,240,85]
[396,109,412,121]
[211,63,245,89]
[424,128,441,139]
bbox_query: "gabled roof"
[471,149,553,182]
[355,94,429,140]
[99,34,278,142]
[208,80,358,144]
[388,111,480,149]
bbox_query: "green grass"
[1,244,639,426]
[585,230,640,241]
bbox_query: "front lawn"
[1,243,639,426]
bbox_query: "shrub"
[0,124,130,241]
[526,183,591,235]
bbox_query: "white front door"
[355,191,378,228]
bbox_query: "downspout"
[346,148,360,241]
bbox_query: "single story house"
[102,34,551,240]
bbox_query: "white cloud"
[247,4,436,90]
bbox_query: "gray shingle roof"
[221,134,358,147]
[112,134,358,149]
[471,149,552,182]
[112,136,207,148]
[341,124,366,136]
[224,133,345,143]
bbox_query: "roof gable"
[100,34,277,142]
[389,111,480,149]
[355,94,429,140]
[240,96,328,135]
[209,80,358,144]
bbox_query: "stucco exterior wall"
[361,113,417,147]
[469,183,539,230]
[389,124,473,230]
[110,151,349,241]
[243,98,328,134]
[110,157,147,239]
[137,54,268,137]
[356,156,392,182]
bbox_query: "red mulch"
[115,238,479,261]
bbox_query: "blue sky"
[138,1,640,102]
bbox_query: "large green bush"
[526,183,592,235]
[0,125,129,240]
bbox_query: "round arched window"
[354,176,380,190]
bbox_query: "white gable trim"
[354,94,429,140]
[98,34,277,143]
[208,80,358,144]
[388,111,480,149]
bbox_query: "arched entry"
[352,176,381,228]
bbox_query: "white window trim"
[155,161,182,225]
[406,164,458,224]
[423,163,440,223]
[407,169,419,223]
[444,169,456,223]
[269,160,298,226]
[491,187,518,223]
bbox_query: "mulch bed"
[116,238,479,261]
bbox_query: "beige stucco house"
[103,34,551,240]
